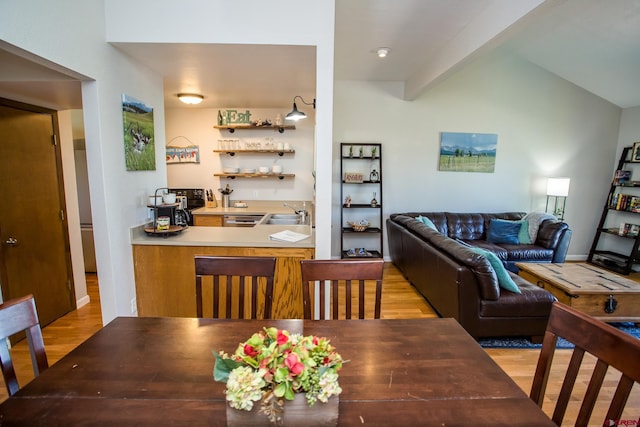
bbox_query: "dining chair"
[0,294,49,396]
[530,302,640,426]
[300,259,384,319]
[194,255,276,319]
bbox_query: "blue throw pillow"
[469,247,522,294]
[487,219,521,245]
[416,215,437,230]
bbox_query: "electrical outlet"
[147,208,154,219]
[130,297,137,314]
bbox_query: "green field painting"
[122,94,155,171]
[438,132,497,173]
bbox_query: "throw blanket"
[523,211,557,242]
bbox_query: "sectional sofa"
[387,212,571,338]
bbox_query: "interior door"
[0,100,75,327]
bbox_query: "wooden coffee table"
[516,262,640,323]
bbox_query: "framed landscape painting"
[438,132,497,173]
[122,94,155,171]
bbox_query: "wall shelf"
[213,149,295,157]
[214,124,295,133]
[214,173,294,180]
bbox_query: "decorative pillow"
[416,215,437,230]
[486,219,521,245]
[469,247,522,294]
[517,219,532,244]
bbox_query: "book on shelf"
[614,169,632,184]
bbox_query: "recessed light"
[177,93,204,105]
[376,47,390,58]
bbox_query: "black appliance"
[169,188,205,226]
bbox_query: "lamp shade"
[177,93,204,105]
[546,177,570,197]
[285,102,307,121]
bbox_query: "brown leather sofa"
[387,212,570,338]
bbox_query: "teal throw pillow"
[416,215,437,230]
[517,219,532,244]
[487,219,521,245]
[469,247,522,294]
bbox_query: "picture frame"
[631,142,640,162]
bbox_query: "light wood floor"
[1,265,638,426]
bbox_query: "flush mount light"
[285,96,316,121]
[376,47,390,58]
[177,93,204,105]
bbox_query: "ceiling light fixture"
[285,96,316,121]
[177,93,204,105]
[376,47,390,58]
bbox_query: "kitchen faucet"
[283,202,307,223]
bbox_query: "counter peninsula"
[131,200,314,319]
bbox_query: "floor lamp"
[546,177,570,220]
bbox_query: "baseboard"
[76,294,90,309]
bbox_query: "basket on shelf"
[348,221,369,232]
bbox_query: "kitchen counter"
[130,200,315,319]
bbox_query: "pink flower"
[244,344,258,357]
[277,330,289,346]
[285,353,304,376]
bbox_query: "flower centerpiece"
[214,327,344,425]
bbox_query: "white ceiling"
[1,0,639,110]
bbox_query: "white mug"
[272,165,283,173]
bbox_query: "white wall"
[165,108,315,201]
[334,49,622,259]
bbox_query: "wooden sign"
[344,172,363,183]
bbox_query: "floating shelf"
[214,173,295,180]
[213,149,295,157]
[214,124,295,133]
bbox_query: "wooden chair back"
[300,259,384,319]
[0,294,49,396]
[530,302,640,426]
[194,256,276,319]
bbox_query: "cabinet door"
[193,215,223,227]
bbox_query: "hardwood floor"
[1,265,638,426]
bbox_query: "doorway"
[0,98,76,326]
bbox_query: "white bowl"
[223,167,240,174]
[162,193,177,204]
[242,168,256,174]
[258,166,270,174]
[148,195,163,206]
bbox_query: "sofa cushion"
[462,240,508,260]
[445,213,486,240]
[479,276,557,317]
[487,219,521,244]
[469,247,521,294]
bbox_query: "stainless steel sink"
[262,213,307,225]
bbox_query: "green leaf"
[213,351,242,382]
[274,382,287,397]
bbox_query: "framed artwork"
[438,132,497,173]
[166,146,200,164]
[631,142,640,162]
[122,94,155,171]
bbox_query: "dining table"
[0,317,553,426]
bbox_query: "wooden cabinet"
[340,143,383,258]
[132,245,314,319]
[588,145,640,274]
[193,214,223,227]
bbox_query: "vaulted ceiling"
[1,0,639,110]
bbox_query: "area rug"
[477,322,640,349]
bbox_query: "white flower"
[316,371,342,403]
[225,366,266,410]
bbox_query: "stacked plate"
[223,167,240,174]
[242,168,256,174]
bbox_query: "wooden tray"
[144,225,187,237]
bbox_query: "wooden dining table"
[0,317,553,426]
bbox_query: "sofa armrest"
[536,220,569,249]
